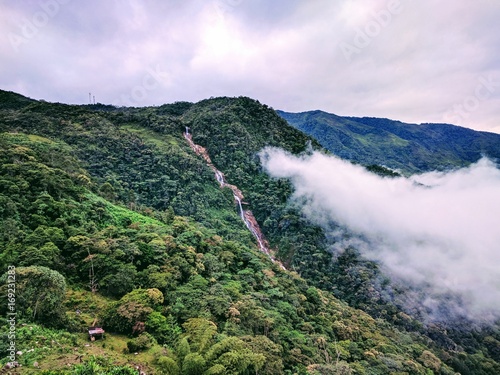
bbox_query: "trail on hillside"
[184,127,285,270]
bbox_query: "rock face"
[184,130,285,270]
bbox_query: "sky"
[1,0,500,133]
[261,148,500,321]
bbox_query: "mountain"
[1,89,500,374]
[277,109,500,174]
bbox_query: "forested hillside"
[1,90,500,374]
[277,110,500,174]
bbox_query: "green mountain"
[277,110,500,174]
[0,89,499,374]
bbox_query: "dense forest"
[1,89,500,374]
[278,110,500,174]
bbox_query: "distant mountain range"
[277,110,500,174]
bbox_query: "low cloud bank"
[260,148,500,321]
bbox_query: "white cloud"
[261,148,500,320]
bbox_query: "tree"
[126,332,156,353]
[242,335,284,374]
[103,288,164,334]
[24,225,65,248]
[176,337,191,364]
[182,353,206,375]
[99,181,116,200]
[204,336,265,374]
[146,312,181,346]
[182,318,217,354]
[18,242,61,269]
[100,263,137,297]
[157,356,180,375]
[1,266,66,325]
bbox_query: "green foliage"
[204,336,265,374]
[278,109,500,174]
[0,90,498,374]
[146,311,181,346]
[103,289,164,334]
[365,164,401,177]
[182,318,217,355]
[0,323,79,367]
[71,356,138,374]
[158,356,181,375]
[182,352,206,375]
[176,337,191,361]
[126,332,156,353]
[0,266,66,325]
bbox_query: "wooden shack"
[88,326,105,341]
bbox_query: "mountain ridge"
[277,109,500,174]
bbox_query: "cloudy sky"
[1,0,500,133]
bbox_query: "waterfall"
[215,170,225,186]
[250,226,267,254]
[235,196,271,257]
[183,127,286,270]
[234,195,246,221]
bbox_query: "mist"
[260,148,500,321]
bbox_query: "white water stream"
[183,129,285,270]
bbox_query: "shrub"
[126,332,156,353]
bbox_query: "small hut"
[88,326,105,341]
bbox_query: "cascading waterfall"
[235,196,246,221]
[235,195,269,256]
[183,128,285,270]
[215,170,225,186]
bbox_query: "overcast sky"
[1,0,500,133]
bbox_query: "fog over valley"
[261,148,500,321]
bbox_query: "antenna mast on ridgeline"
[93,95,95,105]
[89,92,91,104]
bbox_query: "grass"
[2,288,165,373]
[121,124,180,150]
[85,193,164,227]
[18,329,161,373]
[27,134,55,143]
